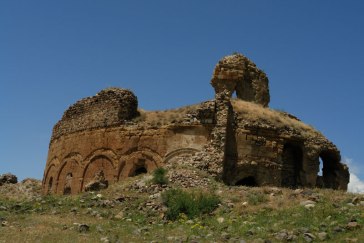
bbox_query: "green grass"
[162,188,220,220]
[151,167,168,185]
[0,176,363,242]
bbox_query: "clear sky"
[1,1,363,192]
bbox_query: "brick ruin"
[42,53,350,195]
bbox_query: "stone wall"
[211,53,270,107]
[42,52,349,194]
[51,88,138,142]
[43,125,210,194]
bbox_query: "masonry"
[42,53,350,195]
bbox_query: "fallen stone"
[351,196,360,204]
[85,179,108,192]
[114,211,124,219]
[333,226,345,232]
[0,173,18,185]
[303,233,316,242]
[304,204,315,209]
[78,224,90,233]
[347,221,360,230]
[317,232,327,241]
[217,217,225,223]
[300,200,316,206]
[1,221,8,227]
[100,237,110,243]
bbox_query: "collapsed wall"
[42,53,349,195]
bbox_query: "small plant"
[247,191,268,205]
[162,189,220,220]
[152,168,168,185]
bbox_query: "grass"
[162,188,220,220]
[0,172,363,242]
[133,104,200,127]
[131,98,325,143]
[151,167,168,185]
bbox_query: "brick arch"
[55,157,82,195]
[164,148,199,164]
[43,163,57,194]
[81,155,116,191]
[43,157,60,194]
[118,150,163,180]
[83,148,119,167]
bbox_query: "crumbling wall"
[43,125,210,194]
[211,53,270,107]
[42,53,350,194]
[51,88,138,142]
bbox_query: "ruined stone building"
[42,53,349,195]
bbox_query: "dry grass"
[0,178,42,201]
[133,104,201,127]
[1,171,363,242]
[133,98,324,140]
[231,99,322,138]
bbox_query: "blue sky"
[0,1,363,191]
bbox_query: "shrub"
[247,191,268,205]
[162,189,220,220]
[152,168,168,185]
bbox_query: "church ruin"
[42,53,349,194]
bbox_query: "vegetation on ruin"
[133,98,324,142]
[0,166,363,242]
[151,167,168,185]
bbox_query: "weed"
[162,188,220,220]
[246,191,268,205]
[152,168,168,185]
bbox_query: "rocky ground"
[0,169,363,243]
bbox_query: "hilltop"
[1,165,363,242]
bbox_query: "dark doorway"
[318,151,339,189]
[281,143,303,188]
[235,176,257,187]
[133,167,147,176]
[63,173,73,195]
[48,177,53,193]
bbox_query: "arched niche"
[56,160,81,195]
[43,164,57,194]
[81,155,115,191]
[119,151,161,180]
[164,148,199,164]
[281,143,303,188]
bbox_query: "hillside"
[0,165,363,242]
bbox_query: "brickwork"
[42,53,349,195]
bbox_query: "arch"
[48,177,54,194]
[235,176,257,187]
[164,148,199,164]
[83,148,119,167]
[133,166,148,176]
[281,143,303,188]
[43,162,58,194]
[118,150,162,180]
[81,155,116,191]
[317,150,340,189]
[63,173,73,195]
[56,159,82,195]
[62,152,83,165]
[43,157,60,182]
